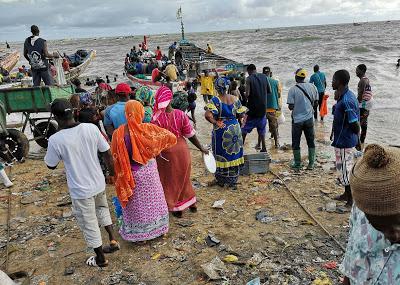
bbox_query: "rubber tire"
[32,121,58,149]
[0,129,30,162]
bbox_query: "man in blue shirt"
[103,83,132,139]
[287,69,319,170]
[309,65,327,121]
[331,69,360,207]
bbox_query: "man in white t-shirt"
[45,99,119,268]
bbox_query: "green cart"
[0,85,74,161]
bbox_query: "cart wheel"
[0,129,30,162]
[33,121,58,149]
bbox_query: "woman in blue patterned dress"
[205,77,247,188]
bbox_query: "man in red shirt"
[155,46,162,68]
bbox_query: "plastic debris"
[325,201,336,212]
[255,210,274,224]
[205,234,220,247]
[223,255,238,263]
[151,253,161,260]
[212,200,225,209]
[323,261,337,270]
[246,277,261,285]
[248,252,264,267]
[311,272,333,285]
[201,257,227,280]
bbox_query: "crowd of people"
[13,24,400,284]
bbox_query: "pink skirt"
[119,159,169,242]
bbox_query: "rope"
[270,170,346,252]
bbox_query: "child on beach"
[341,144,400,284]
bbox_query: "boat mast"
[177,6,185,41]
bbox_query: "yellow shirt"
[165,64,178,81]
[207,45,213,54]
[200,75,215,95]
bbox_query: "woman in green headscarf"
[135,86,155,123]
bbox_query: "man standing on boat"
[23,25,59,86]
[155,46,163,68]
[198,70,216,104]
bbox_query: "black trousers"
[292,118,315,150]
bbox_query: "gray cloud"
[0,0,399,41]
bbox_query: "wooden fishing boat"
[0,50,20,72]
[65,50,96,82]
[176,8,244,72]
[126,74,162,89]
[126,73,186,91]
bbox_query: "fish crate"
[241,153,271,175]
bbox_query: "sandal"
[103,240,120,254]
[86,256,108,267]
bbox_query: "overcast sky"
[1,0,399,41]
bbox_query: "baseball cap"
[115,83,132,97]
[51,99,73,118]
[295,68,307,78]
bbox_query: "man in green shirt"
[309,65,327,121]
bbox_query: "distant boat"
[255,29,260,32]
[353,22,362,26]
[0,50,20,72]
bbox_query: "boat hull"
[0,51,20,72]
[64,50,96,82]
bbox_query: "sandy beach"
[0,100,352,284]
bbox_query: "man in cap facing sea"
[341,144,400,284]
[287,68,318,170]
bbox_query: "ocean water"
[6,20,400,146]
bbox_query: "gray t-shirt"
[287,82,318,123]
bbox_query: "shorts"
[188,101,196,111]
[335,148,354,187]
[241,116,267,136]
[72,191,112,249]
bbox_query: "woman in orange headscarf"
[111,100,176,242]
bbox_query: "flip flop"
[103,240,120,254]
[86,256,108,267]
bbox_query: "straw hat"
[350,144,400,216]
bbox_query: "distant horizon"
[2,18,398,44]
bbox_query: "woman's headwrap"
[111,100,177,208]
[135,86,155,107]
[152,86,173,121]
[215,77,230,94]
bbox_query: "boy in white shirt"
[45,99,119,267]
